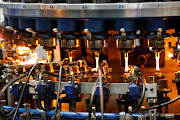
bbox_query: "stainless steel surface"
[1,2,180,18]
[145,83,157,98]
[29,80,129,94]
[160,113,174,119]
[119,112,125,120]
[109,83,129,94]
[0,8,3,26]
[149,109,157,120]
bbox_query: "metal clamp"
[119,112,125,120]
[19,103,31,120]
[149,109,157,120]
[91,107,96,120]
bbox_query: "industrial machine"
[1,0,180,120]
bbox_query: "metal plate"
[29,80,129,95]
[1,2,180,18]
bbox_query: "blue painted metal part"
[8,116,41,120]
[12,83,29,99]
[3,106,156,119]
[18,19,35,30]
[129,83,141,99]
[113,19,137,32]
[8,17,19,29]
[37,81,54,97]
[57,19,81,32]
[35,19,56,31]
[143,19,168,31]
[83,35,105,39]
[146,34,170,39]
[114,35,136,39]
[83,19,105,32]
[96,83,109,99]
[64,35,77,39]
[65,82,80,98]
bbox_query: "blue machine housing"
[37,81,54,97]
[12,83,29,99]
[65,82,81,99]
[96,83,109,99]
[129,83,141,100]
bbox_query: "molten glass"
[18,46,30,55]
[155,52,160,71]
[125,52,129,72]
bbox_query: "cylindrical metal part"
[35,19,56,31]
[84,19,105,32]
[57,19,81,32]
[116,39,135,51]
[113,19,137,32]
[143,19,168,31]
[7,17,19,29]
[18,19,35,30]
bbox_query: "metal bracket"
[119,112,125,120]
[41,110,46,120]
[149,109,157,120]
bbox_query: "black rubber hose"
[12,65,36,120]
[45,72,59,77]
[0,73,28,117]
[88,78,99,119]
[88,64,104,120]
[143,96,180,111]
[54,64,64,120]
[99,65,104,120]
[37,72,55,111]
[132,75,146,113]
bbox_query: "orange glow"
[69,51,73,62]
[36,40,39,45]
[18,46,30,55]
[87,40,89,47]
[95,52,99,71]
[53,38,56,46]
[147,39,150,47]
[167,51,173,59]
[116,39,119,48]
[76,39,79,47]
[104,40,106,47]
[155,52,160,71]
[124,52,129,72]
[19,53,37,65]
[134,39,136,48]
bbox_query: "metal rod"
[3,106,153,119]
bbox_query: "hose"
[132,75,146,113]
[143,95,180,111]
[12,65,36,120]
[54,63,64,120]
[45,72,59,77]
[88,78,99,119]
[99,65,104,120]
[0,73,28,117]
[37,72,55,111]
[88,64,104,120]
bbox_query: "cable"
[54,64,64,120]
[0,73,28,98]
[88,78,99,119]
[88,64,104,120]
[143,95,180,111]
[0,73,28,117]
[132,75,146,113]
[12,65,36,120]
[99,65,104,120]
[37,72,55,111]
[45,72,59,77]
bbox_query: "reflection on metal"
[1,2,180,18]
